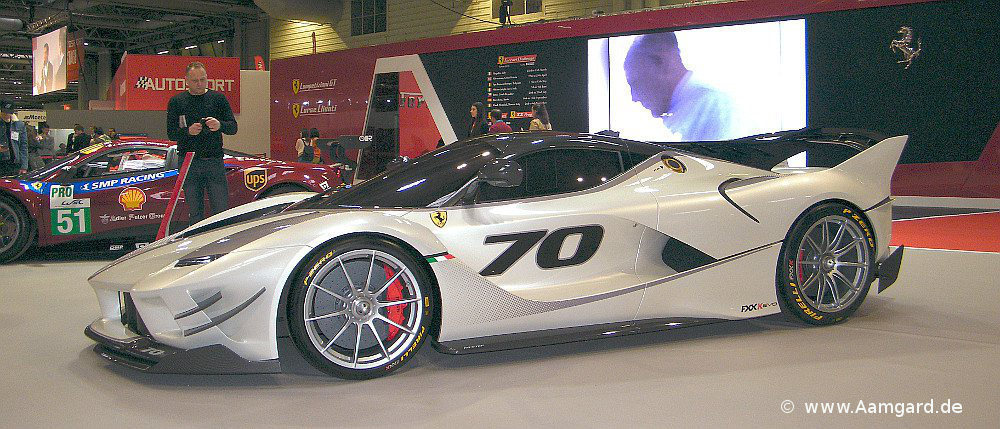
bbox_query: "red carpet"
[890,212,1000,253]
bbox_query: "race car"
[84,129,906,379]
[0,139,343,263]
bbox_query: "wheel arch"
[258,182,311,199]
[0,189,39,249]
[787,198,876,247]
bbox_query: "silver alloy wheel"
[302,249,424,370]
[0,202,22,254]
[793,215,870,312]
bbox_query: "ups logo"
[292,103,301,118]
[244,168,268,192]
[292,79,301,94]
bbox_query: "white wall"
[227,70,271,156]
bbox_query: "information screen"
[487,54,550,119]
[32,26,68,95]
[588,19,806,142]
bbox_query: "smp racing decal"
[21,170,178,196]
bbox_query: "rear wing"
[654,128,888,172]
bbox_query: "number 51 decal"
[479,225,604,276]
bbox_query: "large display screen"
[588,20,806,142]
[32,26,68,95]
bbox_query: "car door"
[431,146,649,328]
[63,146,175,241]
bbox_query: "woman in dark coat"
[468,102,489,138]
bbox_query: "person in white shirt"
[624,32,743,141]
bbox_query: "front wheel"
[0,197,34,263]
[288,237,434,379]
[777,202,876,325]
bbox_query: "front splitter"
[85,324,280,374]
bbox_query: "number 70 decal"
[479,225,604,276]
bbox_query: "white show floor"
[1,247,998,428]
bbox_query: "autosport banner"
[118,54,241,113]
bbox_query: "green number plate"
[50,208,92,235]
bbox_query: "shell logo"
[119,187,146,211]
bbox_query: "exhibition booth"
[0,0,998,423]
[269,0,999,198]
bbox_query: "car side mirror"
[458,158,523,205]
[477,158,523,188]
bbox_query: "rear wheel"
[0,197,34,263]
[288,236,433,379]
[777,202,876,325]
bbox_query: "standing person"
[468,102,489,138]
[294,128,310,162]
[107,128,118,140]
[298,128,320,163]
[38,44,54,94]
[67,124,90,153]
[29,122,55,170]
[528,102,552,130]
[623,32,741,141]
[91,127,112,145]
[0,99,28,176]
[166,61,238,224]
[488,109,512,133]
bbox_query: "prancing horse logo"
[431,211,447,228]
[890,26,922,69]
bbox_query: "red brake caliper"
[382,264,406,341]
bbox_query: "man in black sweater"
[166,61,238,224]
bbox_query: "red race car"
[0,139,343,262]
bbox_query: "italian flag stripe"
[426,254,455,263]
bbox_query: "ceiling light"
[157,50,169,55]
[184,45,197,50]
[217,40,225,43]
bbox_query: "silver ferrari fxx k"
[85,129,906,379]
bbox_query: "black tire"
[260,184,309,198]
[777,202,876,325]
[288,236,434,379]
[0,196,34,263]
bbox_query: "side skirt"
[432,317,727,355]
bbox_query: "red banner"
[66,30,85,82]
[118,55,241,113]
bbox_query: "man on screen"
[624,32,741,141]
[38,43,55,94]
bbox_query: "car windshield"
[293,140,499,209]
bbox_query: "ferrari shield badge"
[244,168,268,192]
[431,211,447,228]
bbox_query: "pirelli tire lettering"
[777,202,876,326]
